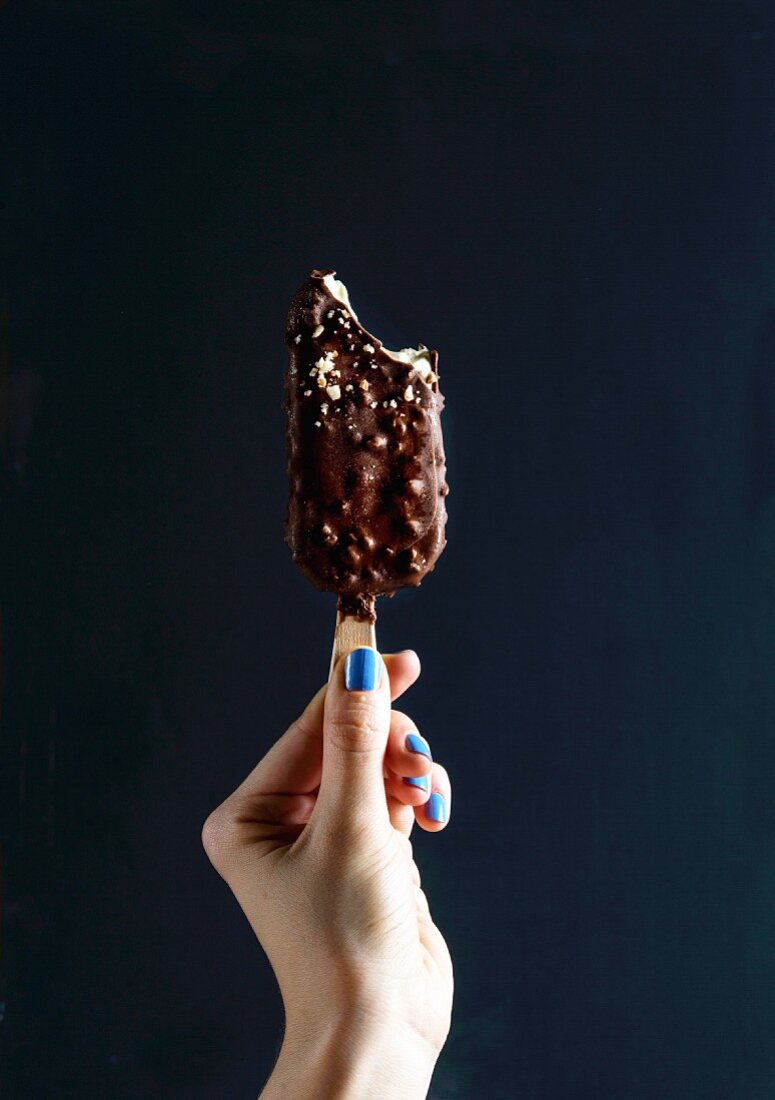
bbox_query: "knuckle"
[201,805,239,871]
[326,704,382,754]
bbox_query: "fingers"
[414,763,451,833]
[384,710,433,779]
[384,760,451,831]
[203,648,427,875]
[383,714,451,832]
[384,649,421,701]
[313,647,393,832]
[226,651,420,811]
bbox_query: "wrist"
[261,1005,439,1100]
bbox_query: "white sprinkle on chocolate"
[345,383,354,392]
[314,420,321,427]
[315,350,337,376]
[303,389,312,396]
[312,324,324,338]
[359,379,370,391]
[294,334,302,344]
[389,398,397,408]
[326,384,341,400]
[326,310,335,318]
[363,343,375,353]
[404,384,414,401]
[370,401,378,408]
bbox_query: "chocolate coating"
[284,269,448,621]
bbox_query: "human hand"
[202,648,453,1100]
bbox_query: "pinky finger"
[415,762,451,833]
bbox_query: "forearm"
[259,1014,438,1100]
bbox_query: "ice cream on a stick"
[284,269,448,664]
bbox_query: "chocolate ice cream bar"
[284,269,448,637]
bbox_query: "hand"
[202,647,453,1100]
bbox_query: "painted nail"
[405,733,432,760]
[344,647,381,692]
[426,792,447,824]
[403,774,430,793]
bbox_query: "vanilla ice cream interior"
[322,272,434,383]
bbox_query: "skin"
[202,649,453,1100]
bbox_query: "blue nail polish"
[426,792,447,824]
[406,733,432,760]
[403,774,430,792]
[344,647,380,692]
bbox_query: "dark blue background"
[2,2,775,1096]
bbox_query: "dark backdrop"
[2,2,775,1097]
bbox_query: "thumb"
[314,646,391,831]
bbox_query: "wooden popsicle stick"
[329,611,377,681]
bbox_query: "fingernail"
[405,733,432,760]
[403,774,430,793]
[426,792,447,824]
[344,647,381,692]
